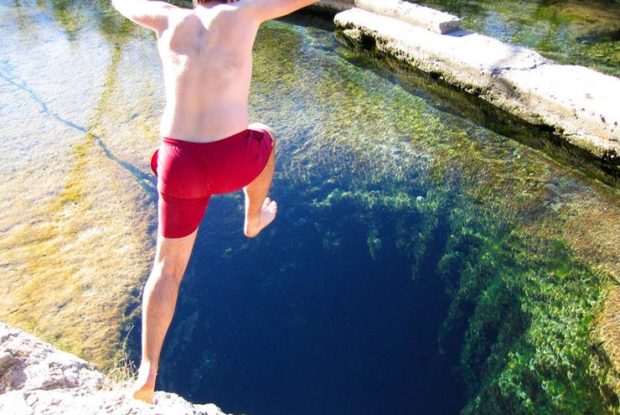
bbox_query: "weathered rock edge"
[314,0,461,34]
[353,0,460,34]
[312,2,619,174]
[0,322,233,415]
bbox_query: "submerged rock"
[0,322,231,415]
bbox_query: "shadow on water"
[93,135,158,207]
[279,8,336,31]
[0,70,87,134]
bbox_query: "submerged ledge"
[311,0,619,179]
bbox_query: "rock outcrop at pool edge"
[0,322,231,415]
[330,1,619,172]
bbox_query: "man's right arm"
[239,0,320,23]
[111,0,177,34]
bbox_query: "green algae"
[437,199,619,414]
[47,0,87,41]
[263,22,620,410]
[1,2,619,412]
[417,0,620,77]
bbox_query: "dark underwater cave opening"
[127,192,470,415]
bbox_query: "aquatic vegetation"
[437,198,619,413]
[417,0,620,77]
[1,2,619,414]
[326,37,620,412]
[46,0,88,41]
[0,2,154,369]
[302,73,620,409]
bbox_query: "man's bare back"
[112,0,318,404]
[158,4,257,141]
[114,0,318,141]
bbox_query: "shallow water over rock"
[417,0,620,77]
[0,1,619,414]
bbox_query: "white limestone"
[335,7,620,161]
[355,0,460,34]
[0,322,232,415]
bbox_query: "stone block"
[500,64,620,156]
[354,0,460,34]
[334,7,620,161]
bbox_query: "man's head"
[193,0,235,6]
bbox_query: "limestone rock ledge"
[0,322,232,415]
[334,6,620,168]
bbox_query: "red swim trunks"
[150,128,274,238]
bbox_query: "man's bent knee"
[151,230,197,282]
[150,254,190,286]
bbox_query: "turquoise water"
[1,2,619,414]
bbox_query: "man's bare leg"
[244,123,277,238]
[132,228,198,403]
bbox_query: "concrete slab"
[335,7,620,163]
[336,8,546,91]
[501,64,620,156]
[355,0,460,34]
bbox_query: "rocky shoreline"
[0,322,232,415]
[313,0,620,177]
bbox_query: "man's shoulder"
[220,0,268,23]
[230,0,321,22]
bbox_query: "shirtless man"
[112,0,318,403]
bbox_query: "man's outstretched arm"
[111,0,178,34]
[239,0,320,23]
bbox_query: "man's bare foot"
[244,197,277,237]
[131,365,156,404]
[132,385,154,404]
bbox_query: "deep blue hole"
[155,186,466,415]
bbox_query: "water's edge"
[314,0,620,185]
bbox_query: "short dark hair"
[193,0,228,6]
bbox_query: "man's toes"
[132,387,154,404]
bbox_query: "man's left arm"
[111,0,177,34]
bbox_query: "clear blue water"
[149,14,616,415]
[158,196,463,414]
[1,2,618,414]
[153,21,467,413]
